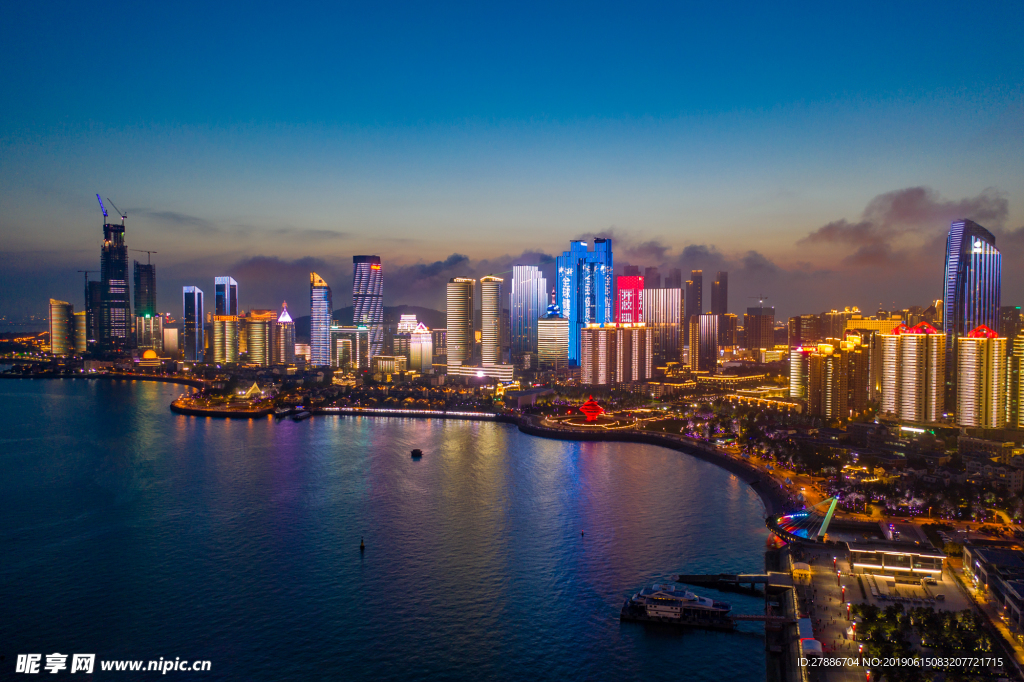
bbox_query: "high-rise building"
[274,302,296,365]
[310,272,333,367]
[396,314,418,334]
[744,305,775,351]
[446,278,476,367]
[73,311,88,354]
[790,347,812,400]
[689,313,718,373]
[821,307,859,339]
[214,276,238,316]
[510,265,547,358]
[805,338,869,420]
[1008,333,1024,428]
[182,287,204,363]
[957,325,1007,428]
[876,322,945,423]
[245,310,276,367]
[134,261,156,320]
[556,239,613,366]
[710,272,728,315]
[135,315,164,353]
[789,315,821,347]
[49,299,74,356]
[537,296,569,370]
[615,275,644,323]
[163,326,179,359]
[99,208,130,348]
[410,323,433,373]
[480,276,503,365]
[684,271,703,344]
[330,325,370,371]
[1000,306,1022,340]
[211,316,239,364]
[580,323,651,385]
[86,280,103,347]
[644,266,661,289]
[641,287,681,364]
[664,268,682,289]
[352,256,384,357]
[719,313,738,351]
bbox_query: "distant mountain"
[291,305,445,341]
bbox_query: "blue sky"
[2,1,1022,318]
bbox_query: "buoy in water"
[360,537,365,552]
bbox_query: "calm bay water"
[1,380,771,680]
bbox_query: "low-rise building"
[846,540,944,579]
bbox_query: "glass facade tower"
[182,286,204,362]
[510,265,547,358]
[310,273,333,367]
[100,216,130,348]
[215,276,238,316]
[134,261,156,319]
[480,276,503,365]
[446,278,475,366]
[555,239,613,366]
[352,256,384,357]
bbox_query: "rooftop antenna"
[106,198,126,226]
[95,195,108,220]
[130,249,158,264]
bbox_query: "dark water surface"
[1,380,771,680]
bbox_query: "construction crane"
[96,195,108,220]
[106,198,127,225]
[748,294,770,309]
[130,249,158,264]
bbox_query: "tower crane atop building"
[131,249,158,264]
[748,294,770,308]
[106,198,127,226]
[95,195,107,219]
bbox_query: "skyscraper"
[446,277,476,366]
[274,302,296,365]
[86,280,103,347]
[49,299,74,357]
[710,271,728,315]
[664,268,682,289]
[1007,333,1024,428]
[212,316,239,364]
[876,322,945,423]
[641,287,681,364]
[182,287,204,363]
[310,272,333,367]
[537,295,569,370]
[957,325,1007,428]
[644,266,661,289]
[510,265,547,358]
[580,323,651,385]
[788,315,821,347]
[615,275,644,323]
[410,323,433,374]
[246,310,276,367]
[555,239,613,366]
[215,276,238,316]
[135,315,164,353]
[134,261,156,319]
[744,305,775,351]
[352,256,384,357]
[99,204,130,348]
[689,313,718,373]
[480,276,503,365]
[805,338,869,420]
[73,311,88,354]
[1000,306,1022,340]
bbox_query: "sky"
[1,1,1022,320]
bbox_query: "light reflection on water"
[1,380,770,681]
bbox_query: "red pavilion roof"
[968,325,999,339]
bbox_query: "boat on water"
[411,449,423,458]
[292,410,312,421]
[274,406,296,418]
[620,584,733,629]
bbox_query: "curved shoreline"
[1,373,204,388]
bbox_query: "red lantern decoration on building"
[579,396,605,422]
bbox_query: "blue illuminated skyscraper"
[943,219,1001,409]
[555,239,614,365]
[352,256,384,357]
[182,286,204,362]
[310,272,333,367]
[215,276,238,316]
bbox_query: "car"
[800,486,806,491]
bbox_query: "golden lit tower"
[877,322,945,423]
[957,325,1007,428]
[480,276,503,365]
[446,278,476,367]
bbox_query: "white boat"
[621,583,733,629]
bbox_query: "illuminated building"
[641,287,680,364]
[822,307,859,339]
[134,260,156,319]
[246,310,277,367]
[163,326,179,359]
[182,286,204,362]
[689,313,718,373]
[876,322,945,423]
[352,256,384,357]
[446,278,475,367]
[446,364,515,382]
[215,276,238,316]
[805,338,868,419]
[135,315,164,353]
[790,347,812,400]
[432,328,447,361]
[480,275,503,365]
[86,280,103,347]
[48,299,74,356]
[99,202,130,349]
[372,355,408,374]
[710,272,727,315]
[537,296,569,370]
[331,325,370,371]
[410,323,433,373]
[73,311,88,353]
[719,313,737,351]
[789,315,821,347]
[1008,333,1024,428]
[744,304,774,351]
[615,275,644,323]
[580,323,651,385]
[684,270,703,345]
[294,343,310,362]
[274,302,295,365]
[845,314,903,335]
[957,325,1007,428]
[556,238,613,366]
[1000,306,1022,340]
[310,272,333,367]
[510,265,547,358]
[212,316,239,363]
[396,314,418,334]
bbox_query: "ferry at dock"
[620,584,733,629]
